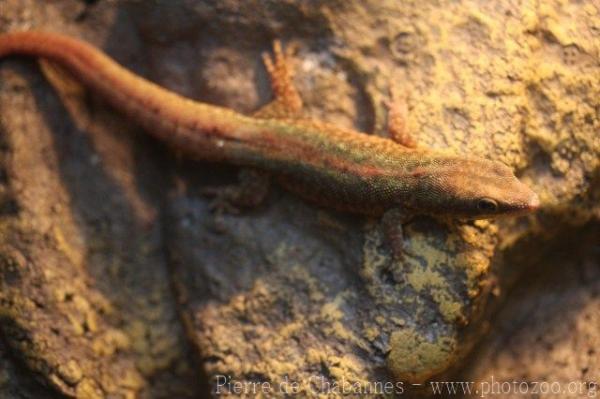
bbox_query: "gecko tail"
[0,31,45,58]
[0,32,87,109]
[0,31,259,155]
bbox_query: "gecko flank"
[0,31,539,218]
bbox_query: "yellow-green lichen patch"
[91,329,131,357]
[1,0,595,396]
[360,221,397,305]
[387,327,457,383]
[195,256,386,397]
[362,323,380,343]
[74,378,104,399]
[320,295,353,341]
[363,219,481,324]
[453,223,497,291]
[56,359,83,386]
[403,259,465,324]
[360,208,499,382]
[171,0,598,393]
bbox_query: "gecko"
[0,31,539,252]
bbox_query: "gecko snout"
[526,192,540,211]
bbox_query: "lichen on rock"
[0,0,598,398]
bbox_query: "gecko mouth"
[527,192,540,211]
[507,192,540,217]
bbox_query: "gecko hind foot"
[385,86,418,148]
[201,169,270,215]
[260,40,302,113]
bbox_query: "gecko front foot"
[381,208,416,260]
[201,169,270,215]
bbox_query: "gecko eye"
[477,198,498,213]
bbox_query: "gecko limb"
[380,207,415,260]
[254,40,303,118]
[385,86,417,148]
[201,40,302,214]
[201,169,270,215]
[203,39,305,215]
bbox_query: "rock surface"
[464,227,599,399]
[0,0,598,398]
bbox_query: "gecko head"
[417,157,540,219]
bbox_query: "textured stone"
[464,228,599,399]
[0,0,200,397]
[0,0,597,398]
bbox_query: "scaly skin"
[0,31,539,218]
